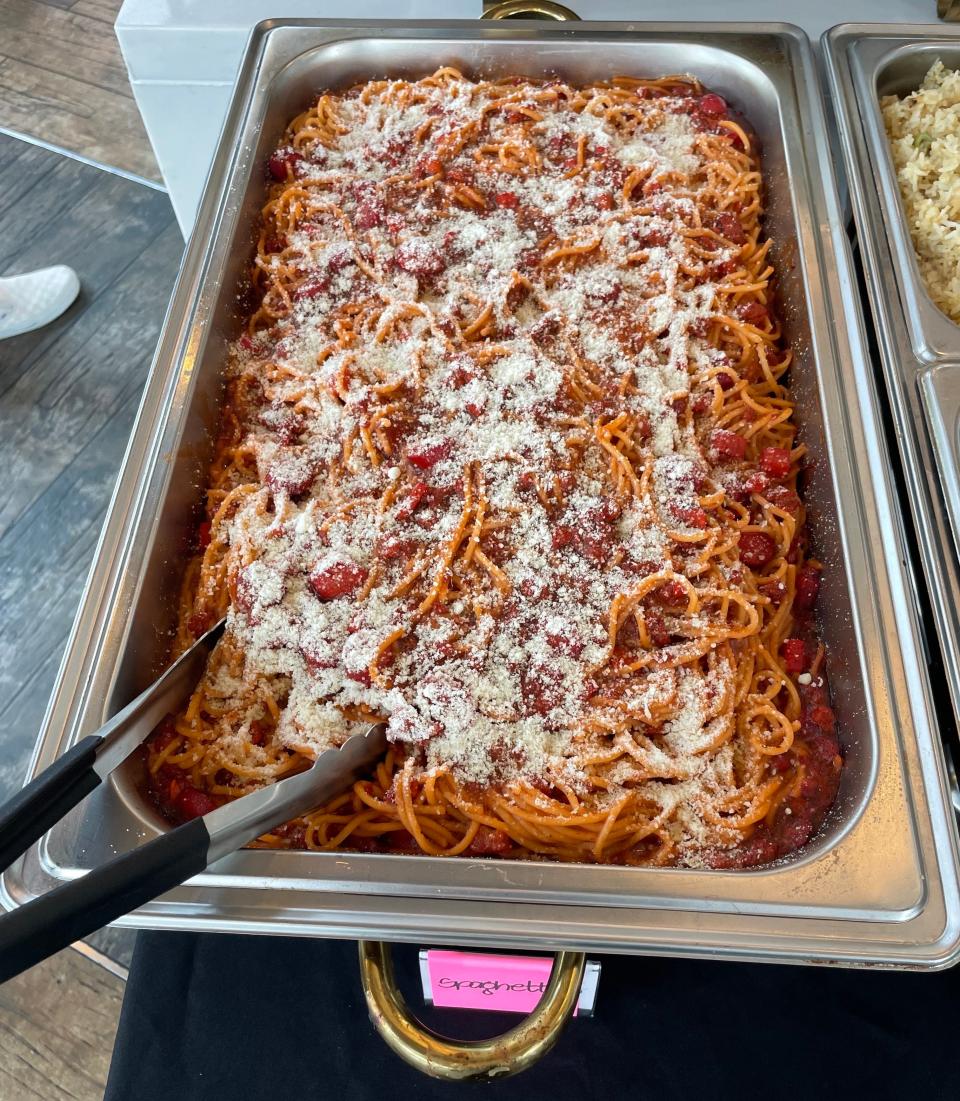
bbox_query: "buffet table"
[6,1,960,1083]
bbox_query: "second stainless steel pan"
[824,23,960,809]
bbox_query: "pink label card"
[420,949,600,1016]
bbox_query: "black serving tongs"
[0,619,387,984]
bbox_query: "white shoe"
[0,266,81,340]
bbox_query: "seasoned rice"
[881,60,960,324]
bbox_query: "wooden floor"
[0,130,180,1098]
[0,139,180,798]
[0,0,159,181]
[0,950,125,1100]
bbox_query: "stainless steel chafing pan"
[824,24,960,814]
[4,19,960,981]
[840,33,960,367]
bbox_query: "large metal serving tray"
[824,23,960,776]
[4,19,959,967]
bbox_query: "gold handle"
[358,942,586,1080]
[482,0,581,20]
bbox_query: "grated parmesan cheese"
[214,69,777,863]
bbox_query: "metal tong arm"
[0,620,225,875]
[0,724,386,985]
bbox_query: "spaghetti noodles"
[146,69,842,867]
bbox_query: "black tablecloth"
[105,931,960,1100]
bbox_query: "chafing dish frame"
[4,19,959,968]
